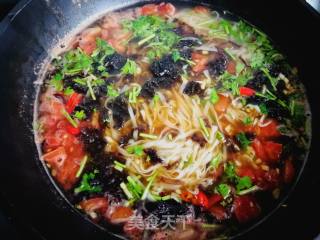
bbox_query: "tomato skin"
[210,205,227,221]
[196,191,209,209]
[214,94,231,113]
[109,206,133,224]
[233,195,261,223]
[193,6,209,14]
[158,3,176,16]
[141,4,158,15]
[252,139,282,163]
[239,87,256,96]
[191,52,209,73]
[226,60,237,75]
[66,124,80,135]
[42,146,67,167]
[254,119,281,139]
[208,194,223,208]
[283,159,295,183]
[80,197,109,220]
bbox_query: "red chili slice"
[65,93,83,113]
[66,124,80,135]
[239,87,256,96]
[196,191,209,209]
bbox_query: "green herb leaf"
[259,103,268,114]
[209,88,219,104]
[121,59,138,75]
[74,110,86,120]
[127,145,144,156]
[50,73,63,91]
[107,85,119,98]
[243,116,253,125]
[172,49,181,62]
[216,183,231,199]
[236,132,251,150]
[64,86,75,96]
[74,170,102,194]
[236,176,252,192]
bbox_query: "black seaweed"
[73,97,100,119]
[150,55,181,79]
[183,81,202,96]
[80,128,107,155]
[208,54,228,76]
[104,53,127,74]
[107,95,130,128]
[143,200,189,219]
[64,76,88,94]
[144,149,163,164]
[140,77,177,99]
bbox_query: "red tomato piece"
[226,60,237,75]
[80,197,109,220]
[141,4,158,15]
[65,92,83,113]
[193,6,210,14]
[214,94,231,113]
[110,206,133,224]
[42,146,67,167]
[192,52,209,73]
[196,191,209,209]
[66,124,80,135]
[283,159,295,183]
[254,119,281,139]
[210,205,227,221]
[208,194,223,208]
[239,87,256,96]
[158,3,176,16]
[252,139,282,163]
[233,195,261,223]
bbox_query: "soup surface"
[36,2,310,239]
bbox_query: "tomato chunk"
[192,52,209,73]
[239,87,256,96]
[196,191,209,209]
[208,194,223,208]
[254,119,281,139]
[141,4,158,15]
[252,139,282,163]
[210,205,228,221]
[283,159,295,183]
[158,3,176,16]
[233,195,261,223]
[80,197,109,220]
[110,206,133,224]
[214,94,231,113]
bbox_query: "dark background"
[0,0,319,240]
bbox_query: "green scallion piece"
[76,155,88,178]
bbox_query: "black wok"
[0,0,319,239]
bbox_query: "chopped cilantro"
[64,86,74,96]
[172,49,181,62]
[61,49,93,75]
[50,73,63,91]
[243,116,253,125]
[236,132,251,150]
[259,103,268,114]
[74,170,102,194]
[216,183,231,199]
[74,110,86,120]
[121,59,138,75]
[209,88,219,104]
[236,176,252,192]
[107,85,119,98]
[127,145,144,156]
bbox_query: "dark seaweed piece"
[107,94,129,128]
[208,54,228,76]
[99,107,110,127]
[64,76,88,94]
[154,76,176,89]
[179,48,192,60]
[140,80,158,98]
[176,39,201,49]
[191,132,206,147]
[104,53,127,74]
[269,61,291,78]
[183,81,202,96]
[150,55,181,79]
[245,70,271,92]
[73,97,100,119]
[80,128,106,155]
[140,77,177,99]
[143,200,189,219]
[264,100,290,121]
[144,149,163,164]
